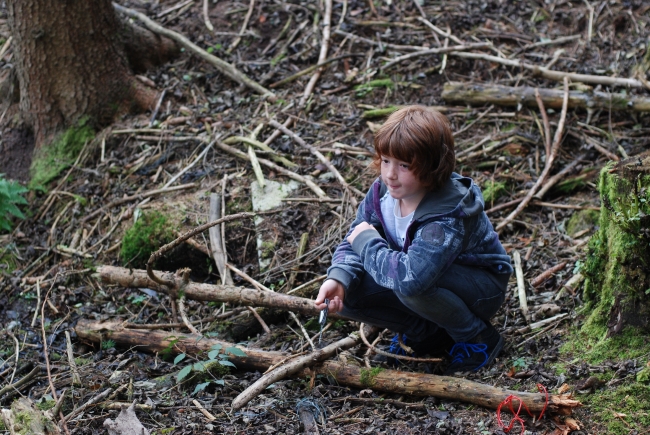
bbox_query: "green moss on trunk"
[582,158,650,339]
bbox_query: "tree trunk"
[583,152,650,335]
[6,0,169,147]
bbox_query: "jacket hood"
[374,172,485,223]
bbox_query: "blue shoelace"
[388,334,411,356]
[448,342,489,370]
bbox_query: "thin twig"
[535,88,552,156]
[202,0,214,31]
[147,211,271,288]
[82,183,195,223]
[227,0,255,53]
[358,323,443,363]
[215,140,330,200]
[178,295,201,335]
[298,0,332,108]
[247,307,271,334]
[496,77,570,232]
[381,42,490,70]
[451,51,645,88]
[289,312,316,351]
[268,119,362,204]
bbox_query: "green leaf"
[225,347,247,357]
[208,350,221,360]
[210,343,223,351]
[173,353,186,365]
[219,360,236,368]
[193,361,207,372]
[192,382,211,395]
[213,379,225,386]
[177,365,192,382]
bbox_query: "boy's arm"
[326,187,376,290]
[349,217,465,296]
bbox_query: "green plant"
[29,117,95,190]
[120,210,175,268]
[0,174,28,232]
[482,180,507,204]
[128,294,148,305]
[102,339,116,349]
[174,344,247,394]
[354,79,394,97]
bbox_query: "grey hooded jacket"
[327,173,513,297]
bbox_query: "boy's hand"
[315,279,345,314]
[347,221,374,244]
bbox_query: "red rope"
[496,383,548,435]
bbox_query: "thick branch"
[75,320,582,415]
[98,266,335,318]
[442,82,650,112]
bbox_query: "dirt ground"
[1,0,650,434]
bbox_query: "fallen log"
[442,82,650,112]
[98,266,334,318]
[76,320,582,415]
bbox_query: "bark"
[442,82,650,112]
[75,320,582,415]
[98,265,338,318]
[583,152,650,335]
[6,0,174,147]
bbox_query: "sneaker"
[378,331,455,366]
[444,323,504,375]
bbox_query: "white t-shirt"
[380,192,414,248]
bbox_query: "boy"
[314,105,513,374]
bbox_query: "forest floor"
[1,0,650,434]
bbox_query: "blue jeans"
[339,263,509,343]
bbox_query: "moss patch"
[581,163,650,337]
[29,118,95,190]
[565,209,599,237]
[120,210,176,268]
[481,180,507,204]
[360,366,384,387]
[560,326,650,365]
[579,382,650,434]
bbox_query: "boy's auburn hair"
[372,105,455,191]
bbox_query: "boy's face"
[380,155,427,206]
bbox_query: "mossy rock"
[29,118,94,191]
[120,210,176,269]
